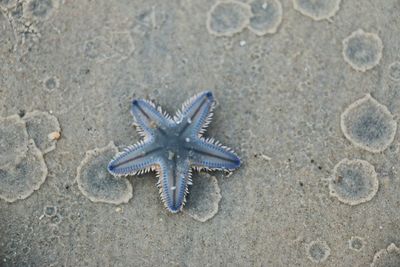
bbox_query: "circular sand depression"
[329,158,379,205]
[342,29,383,72]
[341,94,397,153]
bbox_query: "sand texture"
[0,0,400,266]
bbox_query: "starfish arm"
[131,99,173,139]
[189,137,241,171]
[107,141,161,176]
[156,157,191,213]
[174,91,215,137]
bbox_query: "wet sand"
[0,0,400,266]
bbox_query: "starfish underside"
[108,91,241,213]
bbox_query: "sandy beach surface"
[1,0,400,266]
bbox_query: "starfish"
[107,91,241,213]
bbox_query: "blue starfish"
[108,91,241,213]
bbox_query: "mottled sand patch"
[76,142,133,205]
[23,0,60,21]
[388,61,400,81]
[329,159,379,205]
[83,36,115,62]
[341,94,396,153]
[109,31,135,57]
[49,213,63,225]
[184,174,221,222]
[43,205,57,217]
[43,76,60,92]
[371,243,400,267]
[306,240,331,263]
[207,0,251,37]
[349,236,364,252]
[293,0,341,21]
[248,0,282,36]
[0,0,17,8]
[0,140,48,202]
[23,110,61,154]
[0,115,29,168]
[342,29,383,72]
